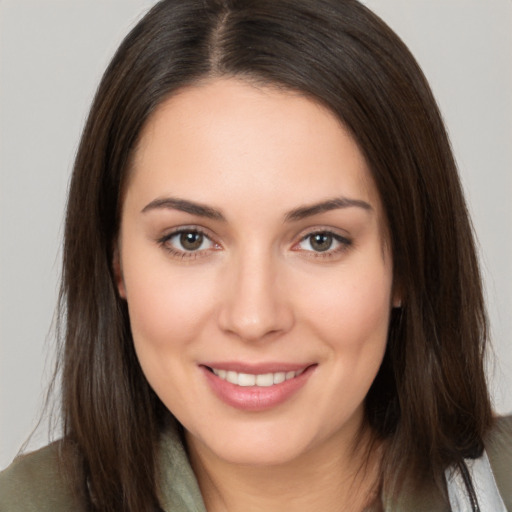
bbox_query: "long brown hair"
[59,0,492,509]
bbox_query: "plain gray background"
[1,0,511,469]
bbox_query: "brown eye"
[180,231,204,251]
[160,229,216,255]
[296,231,352,255]
[309,233,334,252]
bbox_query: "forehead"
[127,78,382,217]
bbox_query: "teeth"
[211,368,305,387]
[226,371,238,385]
[238,373,256,387]
[273,372,286,384]
[256,373,273,387]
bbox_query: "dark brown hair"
[59,0,492,509]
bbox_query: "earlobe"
[392,283,403,309]
[112,246,127,299]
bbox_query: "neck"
[186,422,382,512]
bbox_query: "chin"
[186,419,329,468]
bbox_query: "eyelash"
[157,227,219,260]
[157,227,352,260]
[293,230,352,259]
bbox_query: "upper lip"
[201,361,315,374]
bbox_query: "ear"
[391,282,403,309]
[112,245,127,299]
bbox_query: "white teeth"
[238,373,256,387]
[273,372,286,384]
[211,368,305,387]
[255,373,274,387]
[226,371,238,384]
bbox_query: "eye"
[159,228,218,256]
[296,231,351,255]
[176,231,208,251]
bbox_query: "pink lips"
[200,362,316,411]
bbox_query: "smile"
[202,364,315,411]
[210,368,306,387]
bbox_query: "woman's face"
[116,78,396,467]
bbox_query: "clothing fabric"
[446,451,507,511]
[1,416,511,511]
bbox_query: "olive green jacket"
[1,417,511,511]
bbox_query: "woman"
[0,0,510,511]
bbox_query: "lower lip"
[201,365,316,411]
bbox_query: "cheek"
[122,255,218,350]
[297,261,392,414]
[122,259,220,410]
[299,260,393,351]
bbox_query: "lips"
[201,363,316,411]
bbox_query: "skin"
[115,78,398,511]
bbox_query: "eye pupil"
[180,232,203,251]
[310,233,333,252]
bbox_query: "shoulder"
[0,442,85,512]
[486,415,512,509]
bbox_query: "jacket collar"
[157,420,207,512]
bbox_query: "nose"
[217,249,294,342]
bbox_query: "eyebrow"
[284,197,372,221]
[141,195,372,222]
[141,197,226,220]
